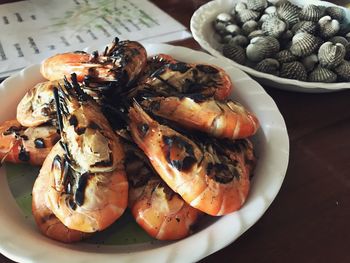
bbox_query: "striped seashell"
[255,58,280,75]
[275,49,297,63]
[247,0,268,12]
[318,16,340,39]
[325,6,345,22]
[222,34,234,44]
[290,32,322,57]
[329,36,348,47]
[277,2,301,26]
[259,14,270,25]
[213,21,227,34]
[280,61,307,80]
[308,66,337,82]
[299,5,323,22]
[216,13,233,24]
[222,43,246,65]
[334,60,350,81]
[291,21,318,35]
[246,36,280,62]
[242,20,259,36]
[330,36,350,59]
[229,35,249,47]
[261,15,287,38]
[214,14,233,35]
[234,2,248,13]
[265,6,277,15]
[318,42,345,69]
[224,24,241,36]
[248,29,266,40]
[237,9,261,24]
[302,54,319,72]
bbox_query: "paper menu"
[0,0,191,78]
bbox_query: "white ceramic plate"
[191,0,350,93]
[0,44,289,263]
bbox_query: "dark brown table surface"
[1,0,350,262]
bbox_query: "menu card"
[0,0,191,78]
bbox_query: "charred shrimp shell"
[0,119,59,166]
[129,61,233,101]
[128,102,255,216]
[124,142,202,240]
[41,37,147,96]
[43,75,128,233]
[140,95,259,139]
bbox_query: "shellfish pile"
[213,0,350,82]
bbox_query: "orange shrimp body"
[141,96,259,139]
[32,143,90,243]
[45,76,128,233]
[46,148,128,233]
[128,103,256,216]
[0,119,59,166]
[125,144,201,240]
[135,62,233,101]
[41,52,91,82]
[41,38,147,92]
[17,80,62,127]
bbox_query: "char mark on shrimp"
[162,135,197,172]
[207,163,237,184]
[18,145,30,162]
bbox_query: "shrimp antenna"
[53,87,64,135]
[53,86,72,159]
[104,36,120,56]
[70,73,92,102]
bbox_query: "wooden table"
[1,0,350,262]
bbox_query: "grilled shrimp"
[140,53,177,79]
[45,75,128,232]
[141,96,259,139]
[0,119,59,166]
[32,143,89,243]
[41,37,147,93]
[130,62,233,101]
[124,143,201,240]
[17,80,63,127]
[128,103,256,216]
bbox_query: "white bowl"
[191,0,350,93]
[0,43,289,263]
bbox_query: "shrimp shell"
[131,62,233,101]
[17,80,63,127]
[128,103,255,216]
[32,143,90,242]
[141,96,259,139]
[45,149,128,232]
[0,119,59,166]
[44,76,128,232]
[125,143,201,240]
[41,38,147,92]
